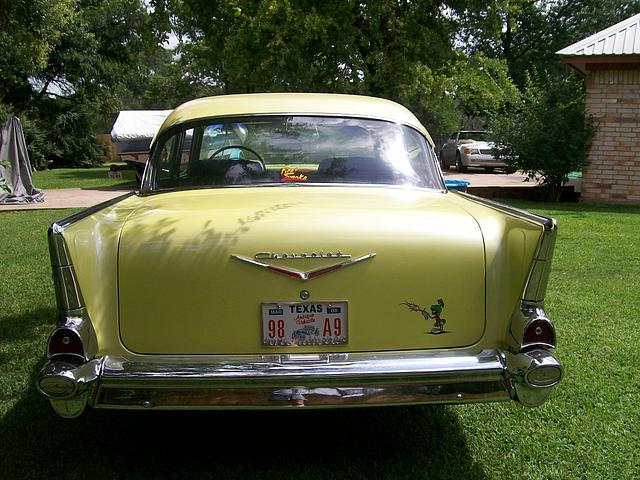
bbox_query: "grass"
[31,164,137,190]
[1,201,639,479]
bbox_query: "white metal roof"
[557,13,640,56]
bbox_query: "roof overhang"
[561,54,640,76]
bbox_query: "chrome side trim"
[51,265,84,311]
[49,226,85,311]
[523,218,557,304]
[48,223,71,266]
[454,191,555,228]
[52,191,136,230]
[231,253,376,281]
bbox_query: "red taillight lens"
[523,319,556,348]
[49,328,84,357]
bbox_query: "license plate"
[261,301,348,346]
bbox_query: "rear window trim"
[142,113,442,194]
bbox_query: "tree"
[454,0,638,200]
[458,0,640,86]
[447,53,520,118]
[0,0,75,108]
[151,0,484,135]
[0,0,166,167]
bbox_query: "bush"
[489,72,594,201]
[2,100,108,170]
[33,98,108,168]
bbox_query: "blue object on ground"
[444,179,470,192]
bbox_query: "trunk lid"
[118,187,485,354]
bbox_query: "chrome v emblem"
[231,253,376,280]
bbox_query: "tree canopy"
[1,0,639,171]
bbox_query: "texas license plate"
[261,301,348,346]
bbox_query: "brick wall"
[583,68,640,202]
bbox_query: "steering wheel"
[208,145,265,170]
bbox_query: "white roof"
[557,13,640,56]
[110,110,172,142]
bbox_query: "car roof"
[157,93,434,146]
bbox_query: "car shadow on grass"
[1,384,489,480]
[0,306,488,480]
[0,306,56,342]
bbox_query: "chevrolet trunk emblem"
[231,252,376,280]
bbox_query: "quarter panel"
[61,195,147,356]
[450,194,545,348]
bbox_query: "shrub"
[489,71,594,201]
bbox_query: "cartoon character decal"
[401,298,448,335]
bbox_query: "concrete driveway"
[0,186,134,211]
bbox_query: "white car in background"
[440,130,508,173]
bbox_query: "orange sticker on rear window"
[280,166,310,183]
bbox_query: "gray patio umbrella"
[0,115,44,203]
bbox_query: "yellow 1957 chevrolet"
[37,93,562,418]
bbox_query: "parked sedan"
[440,130,508,172]
[37,93,561,418]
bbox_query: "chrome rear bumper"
[37,348,562,418]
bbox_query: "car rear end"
[36,94,561,417]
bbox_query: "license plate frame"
[261,301,348,346]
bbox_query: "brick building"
[557,14,640,203]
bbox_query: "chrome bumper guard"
[37,348,562,417]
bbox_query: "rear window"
[145,116,442,191]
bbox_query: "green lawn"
[0,202,639,479]
[31,164,137,190]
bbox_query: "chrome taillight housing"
[522,316,556,349]
[47,223,97,362]
[510,217,558,351]
[49,328,84,358]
